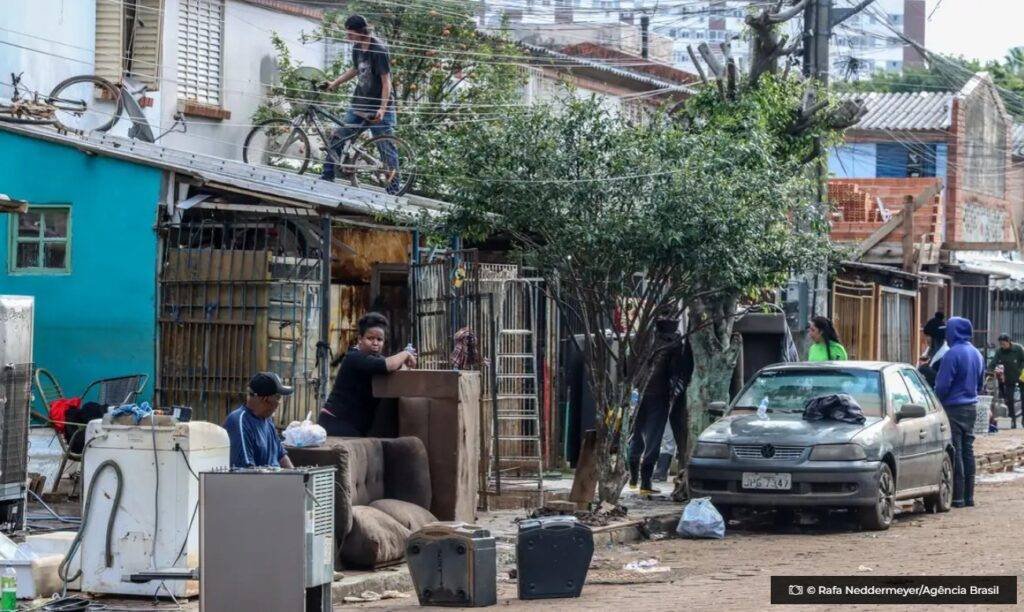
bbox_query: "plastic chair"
[79,374,149,406]
[32,368,77,493]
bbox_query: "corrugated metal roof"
[0,123,448,219]
[838,91,954,131]
[952,251,1024,291]
[1013,123,1024,158]
[521,43,693,95]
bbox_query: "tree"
[660,0,878,499]
[432,84,834,503]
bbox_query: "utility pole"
[640,14,650,59]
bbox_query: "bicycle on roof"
[242,66,416,197]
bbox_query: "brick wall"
[945,85,1015,244]
[829,178,944,262]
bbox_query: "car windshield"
[733,369,884,417]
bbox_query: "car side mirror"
[708,401,727,419]
[897,403,927,421]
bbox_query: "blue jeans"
[944,403,976,505]
[321,107,399,191]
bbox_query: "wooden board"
[569,429,599,505]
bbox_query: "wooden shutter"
[128,0,164,89]
[177,0,224,106]
[95,0,125,82]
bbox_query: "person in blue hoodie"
[934,317,985,508]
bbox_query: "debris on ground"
[857,565,873,572]
[342,590,410,603]
[518,501,628,527]
[623,558,672,574]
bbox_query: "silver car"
[688,362,954,530]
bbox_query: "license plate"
[742,472,792,490]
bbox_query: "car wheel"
[924,454,953,514]
[860,463,895,531]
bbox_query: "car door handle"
[919,430,927,439]
[939,423,948,431]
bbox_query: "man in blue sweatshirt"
[934,317,985,508]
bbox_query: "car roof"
[759,361,900,373]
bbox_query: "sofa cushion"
[381,437,432,510]
[339,438,385,506]
[339,505,411,568]
[369,499,437,532]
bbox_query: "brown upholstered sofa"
[287,436,437,569]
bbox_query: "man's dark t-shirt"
[351,37,393,113]
[323,348,389,435]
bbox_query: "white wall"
[0,0,324,161]
[159,0,326,161]
[0,0,96,100]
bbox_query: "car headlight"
[693,442,730,459]
[809,443,867,461]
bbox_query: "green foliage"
[836,48,1024,118]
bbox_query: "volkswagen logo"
[760,444,776,458]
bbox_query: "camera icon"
[789,585,804,596]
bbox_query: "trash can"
[516,516,593,600]
[406,522,496,607]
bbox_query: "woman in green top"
[807,316,848,361]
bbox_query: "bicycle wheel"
[243,119,312,174]
[347,134,416,196]
[47,75,123,133]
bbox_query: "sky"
[925,0,1024,63]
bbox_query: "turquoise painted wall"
[0,131,161,403]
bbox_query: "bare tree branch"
[686,44,709,85]
[768,0,809,23]
[697,42,724,79]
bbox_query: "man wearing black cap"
[223,372,295,468]
[321,14,399,192]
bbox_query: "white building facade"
[0,0,327,161]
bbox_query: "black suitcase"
[406,522,497,607]
[516,516,594,599]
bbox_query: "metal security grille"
[157,214,322,425]
[0,364,32,495]
[310,469,334,536]
[178,0,224,106]
[732,445,805,461]
[832,280,875,360]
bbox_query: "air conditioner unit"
[200,467,335,612]
[0,295,33,534]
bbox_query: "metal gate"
[410,253,547,504]
[832,280,876,360]
[157,214,323,425]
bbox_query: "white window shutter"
[177,0,224,106]
[95,0,125,82]
[128,0,164,89]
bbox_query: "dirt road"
[349,472,1024,611]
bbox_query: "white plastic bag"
[282,420,327,448]
[676,497,725,539]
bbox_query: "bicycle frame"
[295,103,378,167]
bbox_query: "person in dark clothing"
[918,341,948,388]
[934,317,985,508]
[628,318,687,494]
[923,311,946,356]
[224,372,295,468]
[321,15,400,192]
[319,312,416,436]
[989,333,1024,428]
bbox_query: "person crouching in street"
[224,372,295,469]
[934,317,985,508]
